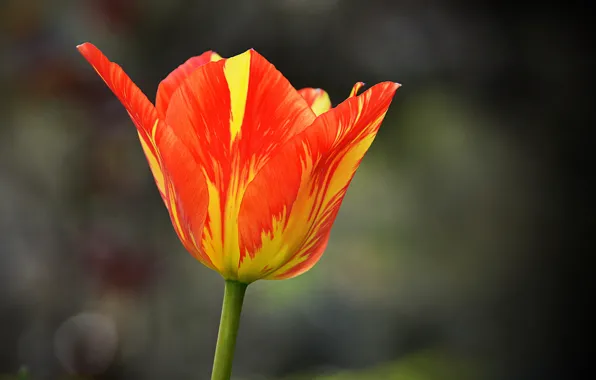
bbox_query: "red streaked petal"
[237,81,400,282]
[155,51,222,118]
[77,42,166,198]
[164,49,316,280]
[77,43,156,136]
[153,125,215,270]
[298,88,332,116]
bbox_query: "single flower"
[77,43,399,284]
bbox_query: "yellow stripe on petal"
[136,119,165,197]
[137,131,165,196]
[150,118,159,140]
[325,136,375,207]
[211,52,223,62]
[223,51,251,143]
[202,179,225,273]
[167,183,186,242]
[236,208,291,282]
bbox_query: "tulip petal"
[298,88,332,116]
[155,51,222,118]
[77,42,166,198]
[164,49,317,279]
[238,81,400,282]
[153,126,215,270]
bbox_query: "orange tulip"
[77,43,399,284]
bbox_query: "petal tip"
[76,42,92,51]
[381,81,401,93]
[76,42,100,60]
[233,48,258,60]
[349,81,366,97]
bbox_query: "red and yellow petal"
[298,88,332,116]
[79,42,399,283]
[237,81,400,282]
[153,125,215,270]
[155,51,222,118]
[77,42,166,199]
[164,49,317,279]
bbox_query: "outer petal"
[77,42,166,199]
[237,81,400,282]
[155,51,222,118]
[153,125,214,270]
[164,49,317,279]
[78,43,213,270]
[298,88,332,116]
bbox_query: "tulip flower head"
[77,43,399,284]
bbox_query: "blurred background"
[0,0,590,379]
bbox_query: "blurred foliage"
[286,349,479,380]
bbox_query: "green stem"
[211,280,248,380]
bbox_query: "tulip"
[77,42,399,379]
